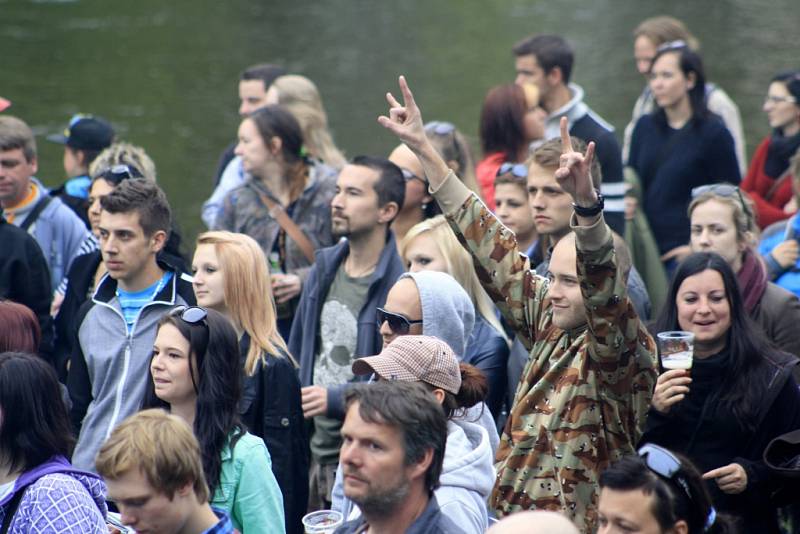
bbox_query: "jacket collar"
[316,230,401,284]
[93,257,182,305]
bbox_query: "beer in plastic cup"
[657,331,694,374]
[302,510,343,534]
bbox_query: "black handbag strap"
[1,486,28,534]
[20,195,52,232]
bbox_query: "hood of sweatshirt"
[1,456,107,516]
[399,271,474,358]
[440,420,495,496]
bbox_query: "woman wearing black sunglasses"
[599,444,737,533]
[143,307,286,533]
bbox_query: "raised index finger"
[398,75,417,109]
[560,116,572,153]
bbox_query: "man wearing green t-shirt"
[289,155,407,510]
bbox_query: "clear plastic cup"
[302,510,344,534]
[657,331,694,374]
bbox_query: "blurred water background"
[3,0,796,243]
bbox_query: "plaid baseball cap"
[47,114,114,151]
[352,335,462,394]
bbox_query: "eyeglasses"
[97,164,144,184]
[638,443,693,503]
[497,162,528,178]
[656,40,688,54]
[401,168,427,185]
[425,121,456,136]
[376,307,423,335]
[424,121,463,168]
[691,183,754,227]
[764,94,797,105]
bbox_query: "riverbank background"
[3,0,796,243]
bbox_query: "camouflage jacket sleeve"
[573,214,639,365]
[435,171,548,350]
[574,215,657,438]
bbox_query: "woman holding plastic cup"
[642,252,800,532]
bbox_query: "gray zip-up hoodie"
[67,266,195,471]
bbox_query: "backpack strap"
[1,486,29,534]
[20,195,53,232]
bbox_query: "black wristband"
[572,191,604,217]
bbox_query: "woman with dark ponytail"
[214,105,337,338]
[332,335,495,534]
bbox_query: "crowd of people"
[1,13,800,534]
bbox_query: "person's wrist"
[574,189,599,208]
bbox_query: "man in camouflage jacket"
[378,76,658,532]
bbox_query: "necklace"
[345,256,378,278]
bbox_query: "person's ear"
[29,155,38,176]
[268,136,283,155]
[686,71,697,90]
[377,201,399,225]
[445,159,460,174]
[150,230,168,253]
[667,519,689,534]
[174,481,194,499]
[547,66,563,86]
[407,447,434,482]
[431,388,446,404]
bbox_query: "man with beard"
[289,155,406,510]
[336,381,457,534]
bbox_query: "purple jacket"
[0,456,107,533]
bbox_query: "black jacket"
[641,350,800,533]
[239,334,308,534]
[0,217,54,361]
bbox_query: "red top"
[476,151,506,210]
[741,136,795,229]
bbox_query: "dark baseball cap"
[47,114,114,151]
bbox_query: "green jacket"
[211,431,286,533]
[432,171,657,532]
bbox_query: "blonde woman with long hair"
[267,74,346,169]
[400,215,509,417]
[192,231,307,534]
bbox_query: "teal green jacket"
[211,431,286,533]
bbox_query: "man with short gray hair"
[0,115,89,291]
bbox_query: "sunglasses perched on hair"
[425,121,456,136]
[638,443,693,503]
[376,307,423,335]
[169,305,210,351]
[97,164,144,185]
[656,40,688,54]
[401,168,427,185]
[497,162,528,178]
[691,183,754,224]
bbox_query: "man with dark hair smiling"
[68,179,195,472]
[335,381,457,533]
[290,155,406,510]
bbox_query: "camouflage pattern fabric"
[444,192,657,533]
[215,163,337,282]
